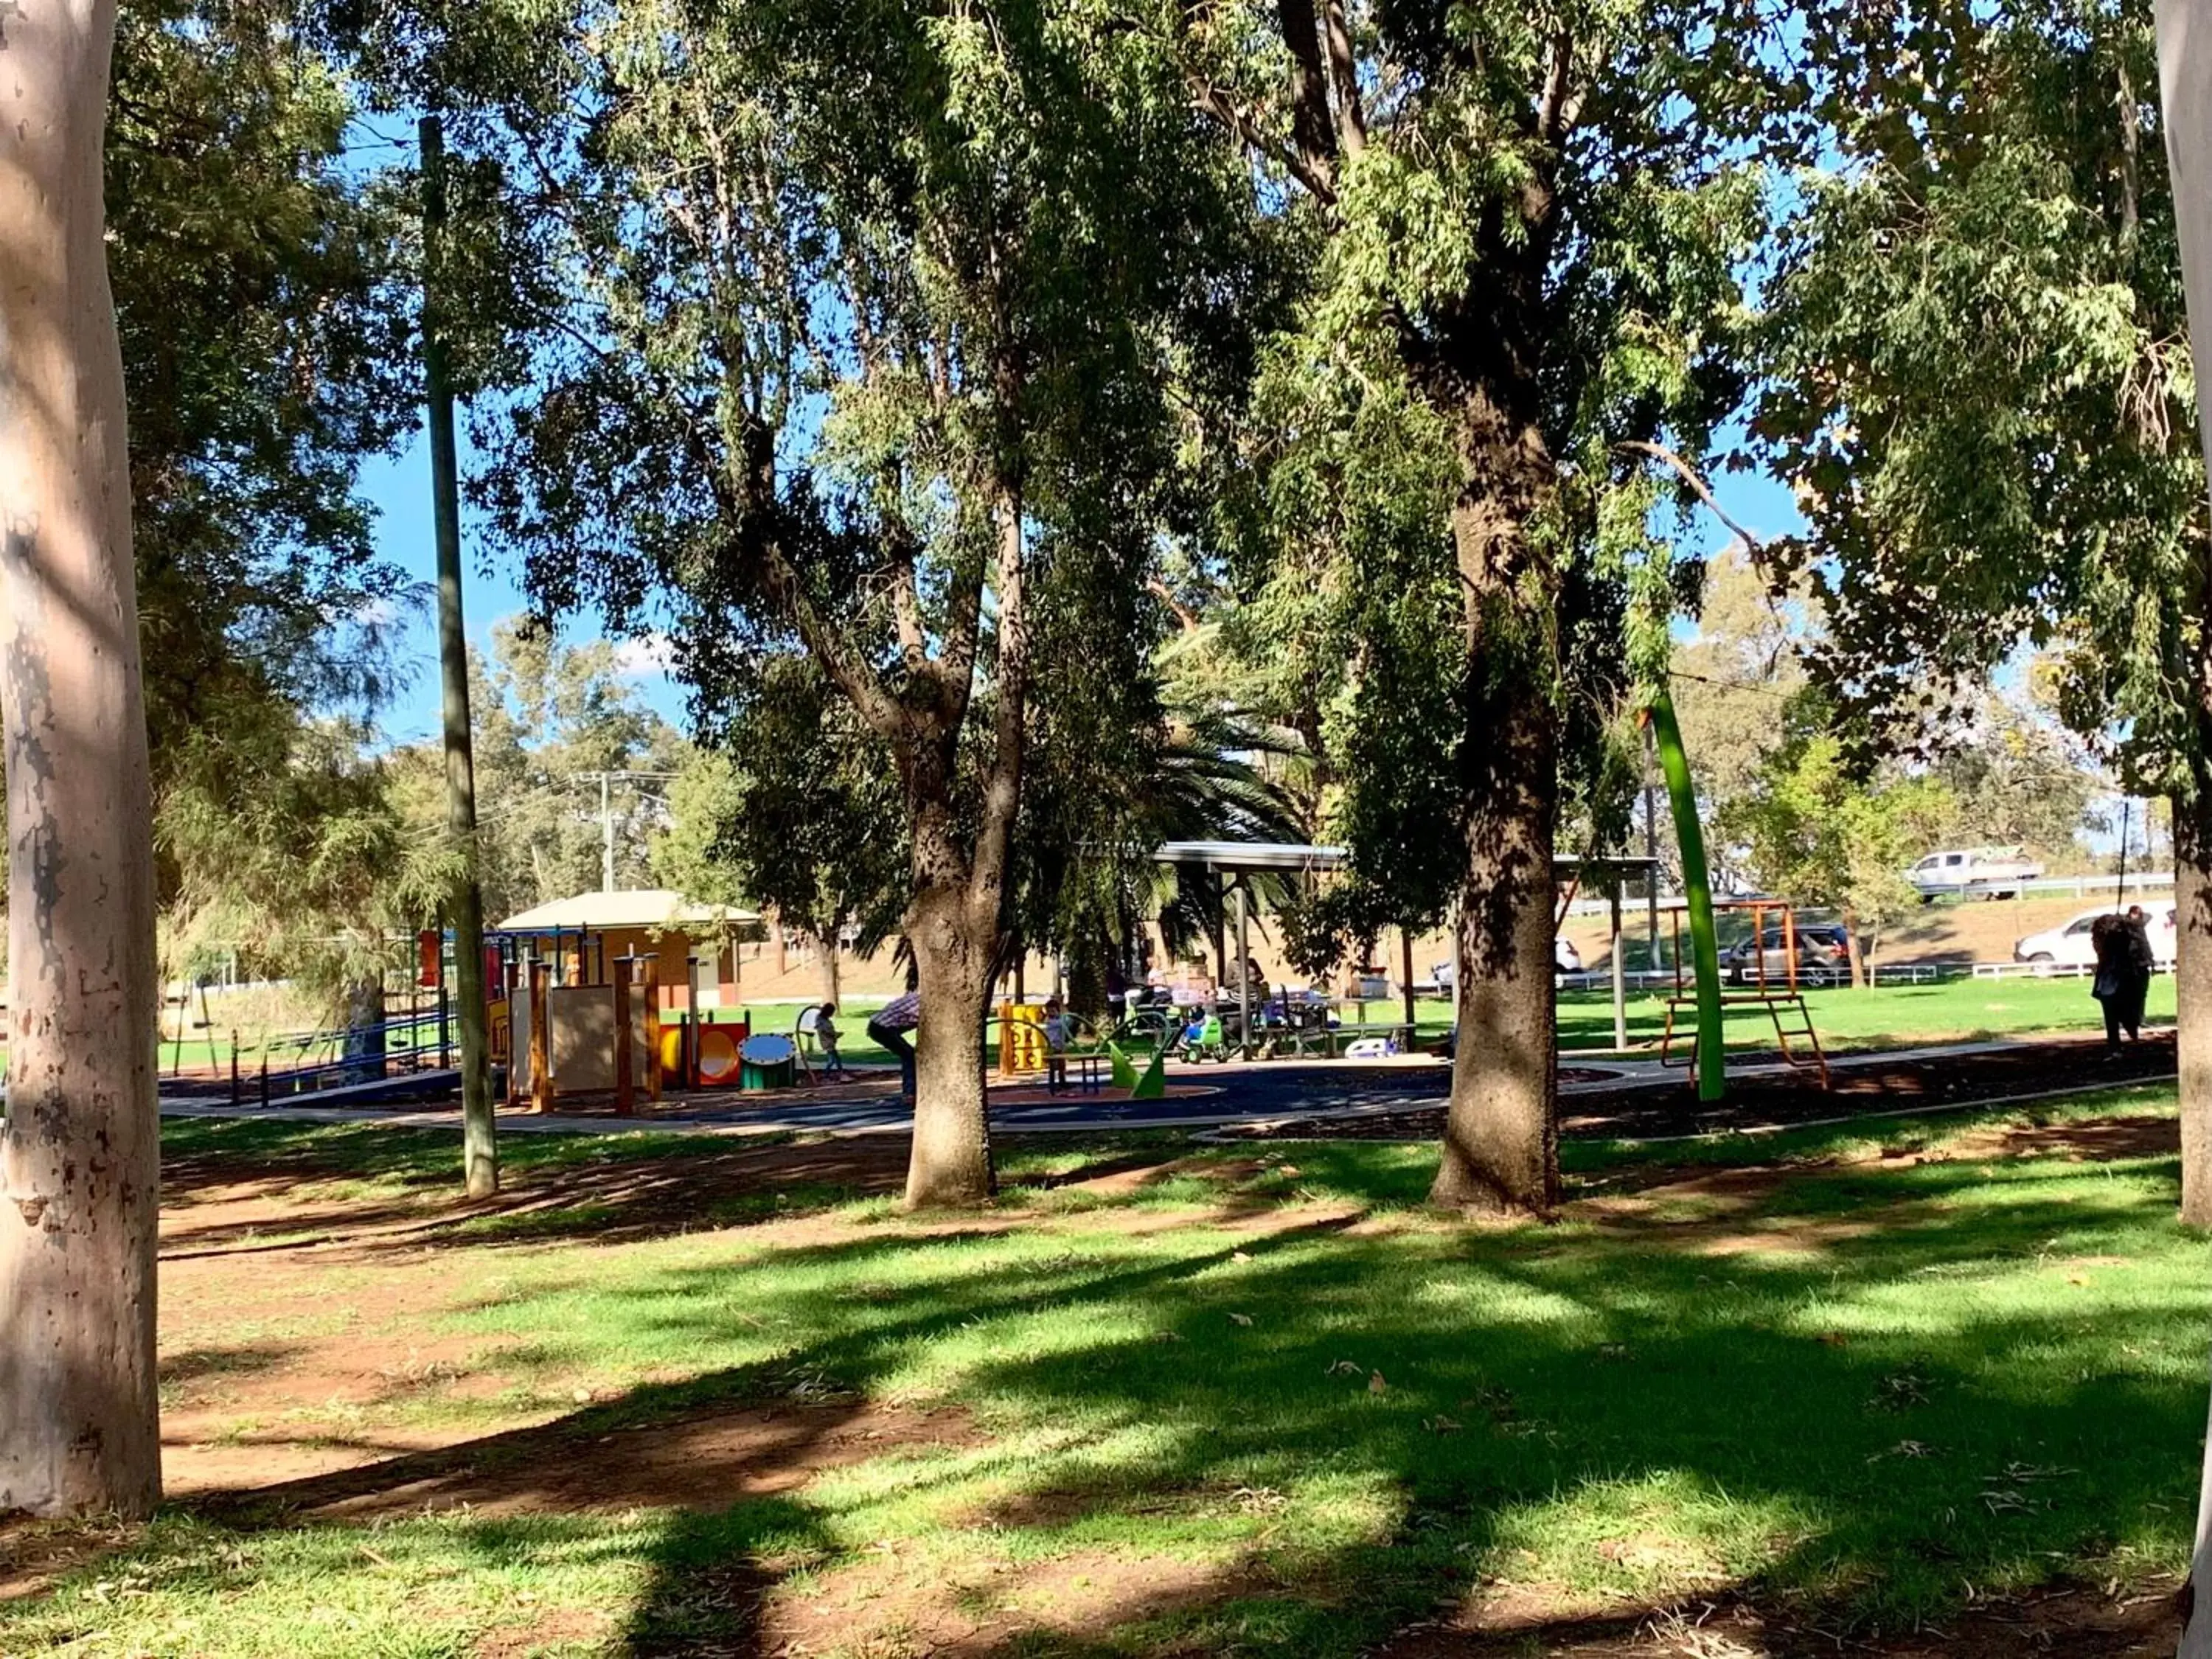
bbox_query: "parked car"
[1433,939,1584,991]
[1907,846,2044,901]
[2014,902,2177,971]
[1719,924,1853,987]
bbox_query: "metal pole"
[422,114,497,1197]
[1648,686,1725,1101]
[1610,875,1627,1050]
[1644,725,1660,962]
[2118,796,2132,908]
[1235,880,1251,1060]
[1399,928,1416,1051]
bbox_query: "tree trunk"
[1842,906,1871,991]
[1427,385,1561,1216]
[2152,7,2212,1641]
[0,0,164,1519]
[2177,792,2212,1232]
[1431,673,1559,1214]
[904,884,996,1208]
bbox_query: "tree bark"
[1841,905,1870,991]
[2177,791,2212,1232]
[1427,377,1562,1215]
[2152,4,2212,1642]
[0,0,164,1519]
[903,883,997,1208]
[1432,678,1559,1212]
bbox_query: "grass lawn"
[1554,970,2174,1055]
[2,1087,2204,1655]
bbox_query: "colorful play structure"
[493,888,771,1113]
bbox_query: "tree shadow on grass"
[585,1161,2208,1653]
[14,1151,2206,1658]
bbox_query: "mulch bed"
[1222,1034,2179,1144]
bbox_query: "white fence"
[1567,872,2175,920]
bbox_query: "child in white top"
[1042,996,1071,1093]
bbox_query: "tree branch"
[1321,0,1366,159]
[1273,0,1340,187]
[1614,439,1767,560]
[1536,27,1582,145]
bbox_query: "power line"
[571,770,681,890]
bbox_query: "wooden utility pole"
[421,115,498,1197]
[0,0,164,1517]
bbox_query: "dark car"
[1720,924,1851,987]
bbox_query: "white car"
[2014,902,2177,971]
[1909,846,2044,900]
[1433,940,1583,987]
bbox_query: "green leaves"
[1755,3,2202,793]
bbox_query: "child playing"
[1042,996,1071,1093]
[815,1001,846,1079]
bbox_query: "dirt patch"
[1377,1582,2181,1657]
[159,1133,928,1258]
[0,1517,137,1604]
[472,1606,616,1657]
[192,1398,981,1523]
[765,1544,1246,1658]
[1944,1111,2177,1164]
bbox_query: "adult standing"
[2120,903,2157,1041]
[867,980,922,1102]
[2090,911,2136,1051]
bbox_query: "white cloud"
[612,633,677,679]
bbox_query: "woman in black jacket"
[2090,911,2143,1050]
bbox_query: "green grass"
[7,1096,2204,1655]
[1555,971,2175,1054]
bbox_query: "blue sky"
[357,435,688,748]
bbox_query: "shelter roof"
[494,889,760,933]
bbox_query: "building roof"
[494,889,761,934]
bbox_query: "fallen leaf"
[1280,1166,1301,1178]
[1368,1370,1388,1395]
[1425,1414,1462,1433]
[1228,1312,1253,1327]
[1326,1359,1363,1376]
[1231,1250,1253,1263]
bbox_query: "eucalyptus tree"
[0,0,162,1517]
[1751,1,2212,1211]
[113,0,417,837]
[377,0,1254,1205]
[1168,0,1771,1210]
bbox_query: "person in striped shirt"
[867,987,922,1101]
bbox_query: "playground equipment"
[991,1004,1168,1099]
[1646,686,1727,1101]
[739,1032,797,1091]
[1657,897,1829,1091]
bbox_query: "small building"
[494,888,762,1009]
